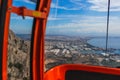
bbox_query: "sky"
[10,0,120,36]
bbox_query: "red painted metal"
[44,64,120,80]
[2,0,12,80]
[32,0,51,80]
[11,6,47,19]
[3,0,51,80]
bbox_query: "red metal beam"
[32,0,51,80]
[2,0,12,80]
[11,6,47,19]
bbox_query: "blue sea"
[88,37,120,54]
[88,37,120,49]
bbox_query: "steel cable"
[105,0,110,53]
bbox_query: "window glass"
[8,0,36,80]
[45,0,120,71]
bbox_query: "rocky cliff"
[8,30,30,80]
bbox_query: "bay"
[88,37,120,49]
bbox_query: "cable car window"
[8,0,37,80]
[45,0,120,71]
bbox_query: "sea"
[88,37,120,54]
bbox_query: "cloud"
[70,0,86,8]
[48,16,107,29]
[51,0,84,11]
[47,15,120,36]
[88,0,120,12]
[51,3,80,10]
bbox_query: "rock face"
[8,30,30,80]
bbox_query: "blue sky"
[10,0,120,36]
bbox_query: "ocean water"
[88,37,120,49]
[87,37,120,54]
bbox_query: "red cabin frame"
[0,0,51,80]
[0,0,120,80]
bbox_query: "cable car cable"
[105,0,110,53]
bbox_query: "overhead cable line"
[105,0,110,53]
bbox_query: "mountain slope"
[8,30,30,80]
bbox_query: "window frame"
[0,0,11,80]
[0,0,51,80]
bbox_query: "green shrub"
[14,62,23,72]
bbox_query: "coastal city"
[45,36,120,70]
